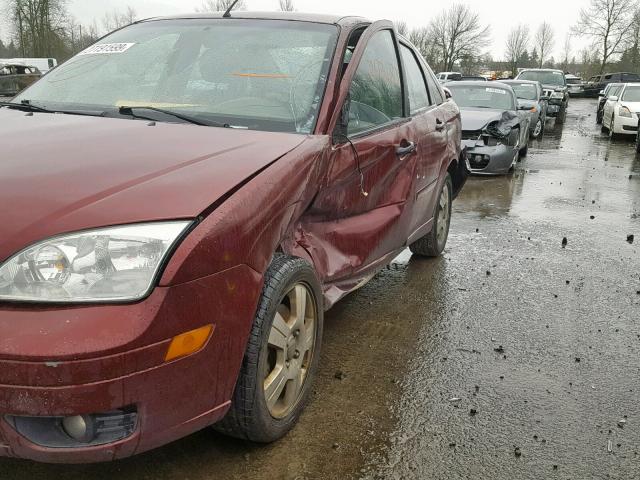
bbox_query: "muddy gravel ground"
[2,98,639,479]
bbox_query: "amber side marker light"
[165,325,214,362]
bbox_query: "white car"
[437,71,462,84]
[602,83,640,138]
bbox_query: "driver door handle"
[396,141,417,157]
[435,119,446,131]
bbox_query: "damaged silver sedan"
[446,81,531,175]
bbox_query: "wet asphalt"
[1,98,639,479]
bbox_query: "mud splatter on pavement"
[1,99,638,479]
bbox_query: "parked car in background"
[501,79,548,139]
[437,71,462,83]
[446,81,530,175]
[0,58,57,74]
[583,72,640,98]
[566,74,584,97]
[515,69,568,124]
[596,82,623,124]
[0,63,42,97]
[460,75,487,81]
[601,83,640,138]
[0,12,468,463]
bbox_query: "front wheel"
[636,126,640,153]
[556,105,567,125]
[609,117,616,139]
[216,255,323,443]
[531,118,544,139]
[410,173,452,257]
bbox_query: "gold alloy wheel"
[263,283,316,419]
[437,182,451,247]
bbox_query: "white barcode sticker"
[79,43,135,55]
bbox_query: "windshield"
[13,19,339,134]
[509,83,538,100]
[622,86,640,102]
[447,85,515,110]
[518,70,565,86]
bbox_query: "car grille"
[469,154,490,169]
[461,130,482,141]
[543,89,553,98]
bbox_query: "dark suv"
[515,69,569,124]
[583,72,640,98]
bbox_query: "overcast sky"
[4,0,590,60]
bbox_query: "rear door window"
[348,30,403,135]
[400,44,430,113]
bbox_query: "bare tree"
[429,4,491,72]
[573,0,635,73]
[102,6,137,33]
[408,26,442,69]
[561,34,572,71]
[279,0,294,12]
[534,22,555,68]
[196,0,246,12]
[505,24,530,76]
[395,21,408,37]
[9,0,69,57]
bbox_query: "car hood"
[0,109,306,262]
[460,108,514,131]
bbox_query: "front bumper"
[0,265,262,463]
[462,139,518,175]
[612,114,639,135]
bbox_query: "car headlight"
[618,106,633,118]
[551,91,564,99]
[0,222,191,303]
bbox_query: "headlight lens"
[619,106,633,118]
[0,222,191,303]
[551,91,564,99]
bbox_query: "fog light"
[62,415,95,442]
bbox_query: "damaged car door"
[300,23,418,300]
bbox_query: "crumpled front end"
[461,112,520,175]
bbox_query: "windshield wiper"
[118,106,233,128]
[0,100,55,113]
[0,100,105,117]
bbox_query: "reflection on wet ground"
[2,99,639,480]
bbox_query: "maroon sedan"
[0,12,466,463]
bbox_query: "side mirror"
[599,90,605,96]
[609,95,619,102]
[443,87,452,99]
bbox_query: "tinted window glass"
[348,30,403,135]
[400,45,430,113]
[609,85,623,97]
[622,73,640,82]
[517,70,565,86]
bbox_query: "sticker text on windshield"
[79,43,136,55]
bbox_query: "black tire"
[530,118,544,139]
[519,145,528,157]
[215,255,323,443]
[609,117,616,139]
[596,110,603,125]
[556,105,567,125]
[410,173,453,257]
[636,127,640,153]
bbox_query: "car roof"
[500,79,539,85]
[143,11,370,26]
[518,68,563,73]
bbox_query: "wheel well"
[447,155,468,200]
